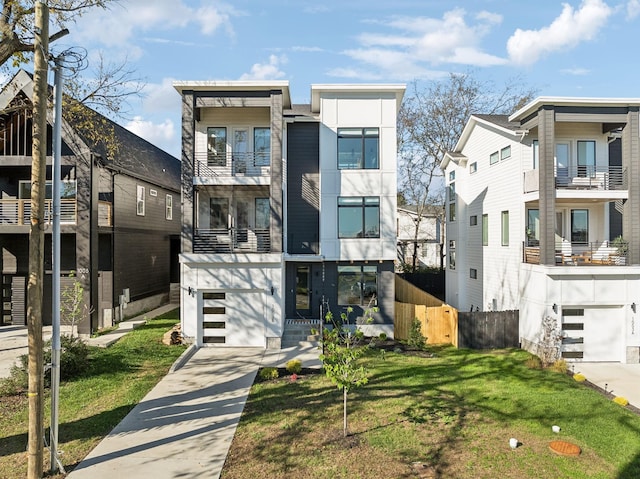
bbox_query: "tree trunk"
[27,3,49,478]
[343,387,348,437]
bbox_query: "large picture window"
[338,196,380,238]
[571,209,588,244]
[337,265,377,306]
[337,128,379,169]
[207,127,227,166]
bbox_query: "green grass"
[222,347,640,479]
[0,308,186,478]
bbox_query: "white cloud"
[507,0,612,66]
[561,67,591,75]
[627,0,640,18]
[141,77,182,114]
[239,55,287,80]
[126,116,176,155]
[344,8,506,75]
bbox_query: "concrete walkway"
[571,362,640,409]
[66,345,321,478]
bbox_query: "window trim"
[337,265,378,306]
[338,196,380,238]
[165,194,173,220]
[337,127,379,170]
[482,214,488,246]
[501,210,509,246]
[136,185,145,216]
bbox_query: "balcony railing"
[0,199,113,227]
[194,152,271,178]
[523,165,627,193]
[193,228,271,253]
[523,240,629,266]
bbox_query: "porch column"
[181,91,195,254]
[538,106,556,265]
[270,90,283,253]
[622,107,640,265]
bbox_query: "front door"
[295,265,311,317]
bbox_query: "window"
[207,127,227,166]
[527,209,539,245]
[500,145,511,161]
[337,128,379,169]
[501,210,509,246]
[149,189,157,197]
[532,140,539,169]
[210,198,229,229]
[449,240,456,270]
[337,265,377,306]
[490,151,499,165]
[470,215,477,226]
[449,170,455,181]
[255,198,270,230]
[470,162,477,174]
[448,182,455,201]
[571,209,588,244]
[470,268,477,279]
[136,185,145,216]
[448,202,456,222]
[254,127,270,166]
[577,140,595,177]
[338,197,380,238]
[482,214,488,246]
[165,194,173,220]
[19,180,76,199]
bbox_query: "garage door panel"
[562,307,623,362]
[201,291,265,347]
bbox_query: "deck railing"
[523,240,629,266]
[193,152,270,178]
[523,165,626,193]
[193,228,271,253]
[0,199,113,226]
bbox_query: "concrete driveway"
[571,362,640,409]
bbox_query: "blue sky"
[50,0,640,158]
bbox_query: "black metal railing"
[193,228,271,253]
[193,152,270,178]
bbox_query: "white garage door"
[562,307,623,362]
[201,291,265,347]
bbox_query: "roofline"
[451,114,523,153]
[509,96,640,122]
[310,83,406,113]
[172,80,291,108]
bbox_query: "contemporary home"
[442,97,640,363]
[0,70,181,334]
[174,80,405,347]
[397,205,443,271]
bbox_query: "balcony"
[523,165,626,193]
[194,152,270,179]
[0,199,113,227]
[193,228,271,253]
[523,240,629,266]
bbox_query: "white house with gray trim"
[442,97,640,363]
[174,81,405,347]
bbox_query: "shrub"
[407,318,427,350]
[259,367,279,380]
[286,359,302,374]
[573,373,586,382]
[378,332,388,341]
[550,359,568,373]
[0,356,29,396]
[613,396,629,407]
[44,334,90,383]
[525,355,542,370]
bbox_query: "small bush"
[286,359,302,374]
[44,334,90,383]
[613,396,629,407]
[550,359,568,373]
[407,319,427,350]
[0,356,29,396]
[259,367,279,380]
[378,332,388,341]
[525,355,542,370]
[573,373,586,382]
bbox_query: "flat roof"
[510,96,640,122]
[172,80,291,108]
[310,84,406,113]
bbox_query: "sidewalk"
[66,344,321,478]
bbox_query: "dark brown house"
[0,70,180,334]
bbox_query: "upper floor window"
[571,209,588,244]
[469,162,477,174]
[338,128,379,169]
[532,140,539,169]
[501,210,509,246]
[470,215,478,226]
[165,194,173,220]
[482,214,488,246]
[449,170,455,181]
[136,185,145,216]
[449,240,456,270]
[207,127,227,167]
[338,196,380,238]
[501,145,511,161]
[19,180,76,199]
[577,140,595,177]
[490,151,499,165]
[254,127,271,166]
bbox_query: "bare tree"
[397,72,536,272]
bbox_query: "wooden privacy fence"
[394,275,458,346]
[457,310,519,349]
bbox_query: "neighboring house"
[441,97,640,363]
[0,70,181,334]
[174,80,405,347]
[396,205,443,271]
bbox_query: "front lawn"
[222,347,640,479]
[0,309,186,478]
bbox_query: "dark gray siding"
[609,138,623,239]
[286,122,320,254]
[113,174,179,302]
[284,262,323,319]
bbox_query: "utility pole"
[27,2,49,478]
